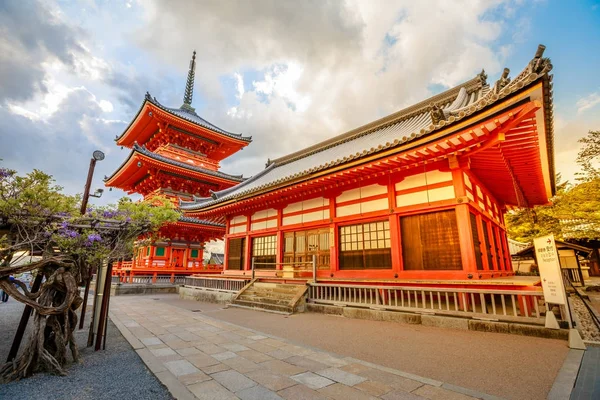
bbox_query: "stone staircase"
[230,281,308,314]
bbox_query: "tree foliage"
[0,166,179,382]
[506,130,600,243]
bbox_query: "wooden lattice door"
[284,229,329,270]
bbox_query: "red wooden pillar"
[244,214,252,271]
[389,215,402,276]
[387,174,401,276]
[456,204,477,277]
[244,235,252,271]
[223,235,231,271]
[328,197,338,277]
[152,272,157,283]
[170,273,175,283]
[276,208,283,270]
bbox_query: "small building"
[514,240,592,285]
[180,45,555,288]
[207,253,224,266]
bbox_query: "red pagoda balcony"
[112,259,223,284]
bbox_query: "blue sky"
[1,0,599,207]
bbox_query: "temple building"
[180,45,555,288]
[105,51,251,281]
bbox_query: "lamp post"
[80,150,105,215]
[79,150,104,330]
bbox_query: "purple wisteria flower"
[87,233,102,242]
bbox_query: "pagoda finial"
[181,50,196,112]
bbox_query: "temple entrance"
[171,248,186,268]
[284,228,330,270]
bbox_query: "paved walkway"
[110,296,498,400]
[0,295,171,400]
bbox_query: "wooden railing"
[308,283,547,324]
[251,256,316,280]
[184,276,250,293]
[123,275,187,285]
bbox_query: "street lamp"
[78,150,105,330]
[80,150,105,215]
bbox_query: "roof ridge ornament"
[477,69,488,86]
[493,68,511,93]
[429,102,446,125]
[181,50,197,113]
[529,44,547,73]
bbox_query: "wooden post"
[95,261,113,351]
[312,254,317,283]
[6,274,43,362]
[251,257,255,280]
[78,276,92,329]
[455,204,477,277]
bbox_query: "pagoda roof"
[105,143,245,188]
[115,93,252,145]
[181,45,555,212]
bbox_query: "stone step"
[242,289,298,298]
[232,299,293,314]
[254,282,305,290]
[238,295,291,306]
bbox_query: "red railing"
[112,259,223,283]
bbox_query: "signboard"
[533,234,566,305]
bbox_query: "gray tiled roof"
[181,46,554,212]
[178,216,225,228]
[115,93,252,143]
[145,94,252,142]
[104,143,245,183]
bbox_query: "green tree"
[0,166,179,382]
[506,130,600,242]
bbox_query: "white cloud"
[98,99,113,112]
[233,72,244,100]
[576,91,600,114]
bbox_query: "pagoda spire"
[181,50,196,112]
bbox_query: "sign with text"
[533,234,566,305]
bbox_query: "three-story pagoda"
[105,51,251,281]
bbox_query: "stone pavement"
[110,296,501,400]
[570,347,600,400]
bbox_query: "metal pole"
[80,158,97,215]
[312,254,317,283]
[6,273,43,362]
[251,257,255,280]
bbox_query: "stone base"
[307,303,569,340]
[111,284,178,296]
[178,286,236,304]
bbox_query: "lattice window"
[339,220,391,270]
[401,210,462,271]
[252,235,277,268]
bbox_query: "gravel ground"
[0,295,172,400]
[571,296,600,341]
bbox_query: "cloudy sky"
[1,0,600,207]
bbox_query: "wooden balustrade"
[308,283,547,324]
[183,276,250,293]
